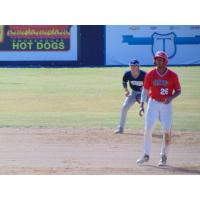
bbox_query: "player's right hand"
[139,104,144,117]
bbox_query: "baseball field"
[0,67,199,174]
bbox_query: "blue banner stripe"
[122,35,200,45]
[122,35,152,45]
[175,36,200,44]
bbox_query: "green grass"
[0,67,199,131]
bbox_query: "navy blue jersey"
[123,70,146,92]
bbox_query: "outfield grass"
[0,67,199,131]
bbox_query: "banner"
[106,25,200,65]
[0,25,72,51]
[0,25,77,61]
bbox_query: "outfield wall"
[0,25,199,67]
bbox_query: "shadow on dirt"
[144,164,200,174]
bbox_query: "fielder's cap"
[129,59,140,66]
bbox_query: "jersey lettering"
[153,80,168,86]
[130,81,143,86]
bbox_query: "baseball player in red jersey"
[136,51,181,166]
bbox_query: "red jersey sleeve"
[173,73,181,91]
[143,71,152,90]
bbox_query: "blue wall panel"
[106,25,200,66]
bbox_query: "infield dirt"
[0,128,199,175]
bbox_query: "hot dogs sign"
[0,25,72,51]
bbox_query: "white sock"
[160,141,170,157]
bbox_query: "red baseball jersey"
[144,67,181,102]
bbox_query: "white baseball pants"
[144,98,173,156]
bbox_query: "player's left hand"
[164,96,173,104]
[139,103,144,117]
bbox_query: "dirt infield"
[0,128,199,175]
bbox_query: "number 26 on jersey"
[160,88,168,95]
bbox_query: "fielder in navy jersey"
[114,60,147,134]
